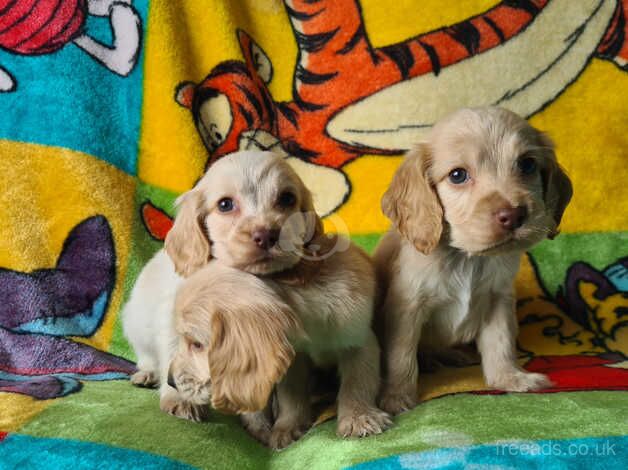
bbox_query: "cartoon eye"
[518,156,537,175]
[218,197,235,212]
[277,191,297,209]
[449,168,469,184]
[198,92,233,152]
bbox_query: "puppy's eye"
[217,197,234,212]
[518,156,537,175]
[190,341,204,352]
[448,168,469,184]
[277,191,297,209]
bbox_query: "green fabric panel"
[19,381,628,470]
[19,381,270,470]
[529,232,628,297]
[351,234,382,254]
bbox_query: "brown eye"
[277,191,296,209]
[190,341,204,351]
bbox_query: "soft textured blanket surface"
[1,1,627,469]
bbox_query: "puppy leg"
[241,404,274,446]
[157,345,209,422]
[478,294,551,392]
[159,384,210,422]
[337,331,392,438]
[269,354,312,450]
[379,303,422,415]
[130,345,159,387]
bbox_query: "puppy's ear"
[165,190,211,277]
[382,143,443,254]
[538,135,573,239]
[300,184,324,244]
[208,301,299,414]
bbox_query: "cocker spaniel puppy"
[375,107,573,415]
[127,150,390,448]
[169,262,301,419]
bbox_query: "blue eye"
[518,157,537,175]
[448,168,469,184]
[217,198,234,212]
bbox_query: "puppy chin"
[241,252,301,275]
[454,229,545,257]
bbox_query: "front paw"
[160,395,209,422]
[489,371,552,392]
[337,407,392,438]
[379,389,417,416]
[241,413,272,446]
[130,370,158,388]
[269,423,309,450]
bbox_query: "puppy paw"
[130,370,158,388]
[490,371,552,392]
[160,396,209,422]
[241,413,272,446]
[269,424,309,450]
[379,391,417,416]
[337,407,392,438]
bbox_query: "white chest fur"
[396,243,520,347]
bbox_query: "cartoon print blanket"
[1,1,627,468]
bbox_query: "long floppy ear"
[300,184,324,245]
[381,143,443,254]
[164,190,211,277]
[538,135,573,239]
[208,299,299,414]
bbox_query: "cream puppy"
[375,107,573,415]
[125,150,390,448]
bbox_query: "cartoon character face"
[175,31,277,167]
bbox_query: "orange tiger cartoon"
[143,0,628,239]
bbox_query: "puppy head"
[165,150,323,277]
[170,264,301,413]
[383,107,573,256]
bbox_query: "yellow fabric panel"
[0,141,135,351]
[0,393,51,432]
[140,0,627,235]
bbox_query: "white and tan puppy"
[375,107,573,415]
[125,150,390,448]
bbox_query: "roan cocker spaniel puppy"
[375,107,573,415]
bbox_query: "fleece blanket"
[1,0,627,468]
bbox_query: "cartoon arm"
[0,66,16,92]
[73,0,142,76]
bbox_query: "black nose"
[252,228,280,249]
[495,205,527,230]
[167,369,177,390]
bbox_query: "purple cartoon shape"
[0,215,135,399]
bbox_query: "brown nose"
[252,228,280,249]
[495,206,527,230]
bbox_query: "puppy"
[121,251,205,419]
[375,107,573,415]
[169,262,301,415]
[165,151,391,448]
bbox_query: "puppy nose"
[495,206,527,230]
[167,368,177,390]
[252,228,280,249]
